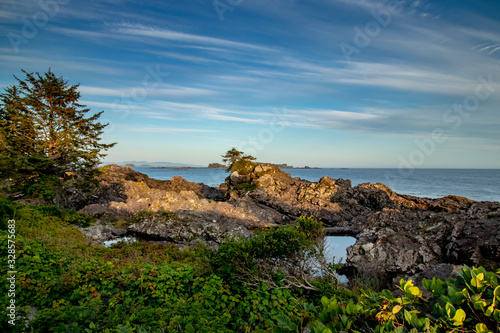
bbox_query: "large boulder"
[127,210,253,244]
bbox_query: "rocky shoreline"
[72,164,500,289]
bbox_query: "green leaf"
[422,278,431,291]
[475,323,492,333]
[493,309,500,322]
[445,303,456,318]
[276,315,298,331]
[421,317,430,331]
[485,304,494,316]
[423,277,446,296]
[392,305,402,315]
[185,323,195,333]
[346,302,358,315]
[403,280,422,298]
[473,298,488,311]
[472,273,485,288]
[393,327,407,333]
[494,285,500,302]
[451,309,466,326]
[404,309,413,324]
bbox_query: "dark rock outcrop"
[228,163,500,287]
[127,210,253,245]
[75,163,500,288]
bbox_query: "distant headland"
[112,161,322,170]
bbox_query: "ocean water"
[133,167,500,202]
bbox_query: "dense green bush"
[231,160,257,175]
[0,199,14,230]
[206,216,333,291]
[25,175,62,200]
[292,266,500,333]
[234,181,258,193]
[0,199,94,229]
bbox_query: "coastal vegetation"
[222,148,256,172]
[0,69,115,199]
[1,199,499,332]
[1,71,499,332]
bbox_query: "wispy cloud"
[142,101,266,125]
[50,23,278,61]
[152,51,223,64]
[132,127,217,133]
[78,86,126,97]
[473,41,500,55]
[0,52,133,77]
[332,0,387,11]
[269,57,493,96]
[79,85,217,98]
[49,27,112,41]
[113,23,276,52]
[79,100,137,110]
[0,0,44,23]
[286,108,384,131]
[284,102,500,140]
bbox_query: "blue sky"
[1,0,499,168]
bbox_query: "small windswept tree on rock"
[0,69,116,197]
[221,147,256,172]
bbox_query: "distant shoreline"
[124,164,324,170]
[147,166,325,170]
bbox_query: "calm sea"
[133,167,500,202]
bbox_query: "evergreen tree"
[221,147,256,171]
[0,69,116,193]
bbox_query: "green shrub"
[0,234,307,332]
[206,216,332,291]
[231,160,257,175]
[60,209,94,227]
[25,175,62,200]
[36,204,63,217]
[0,198,14,230]
[302,265,500,333]
[234,181,257,193]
